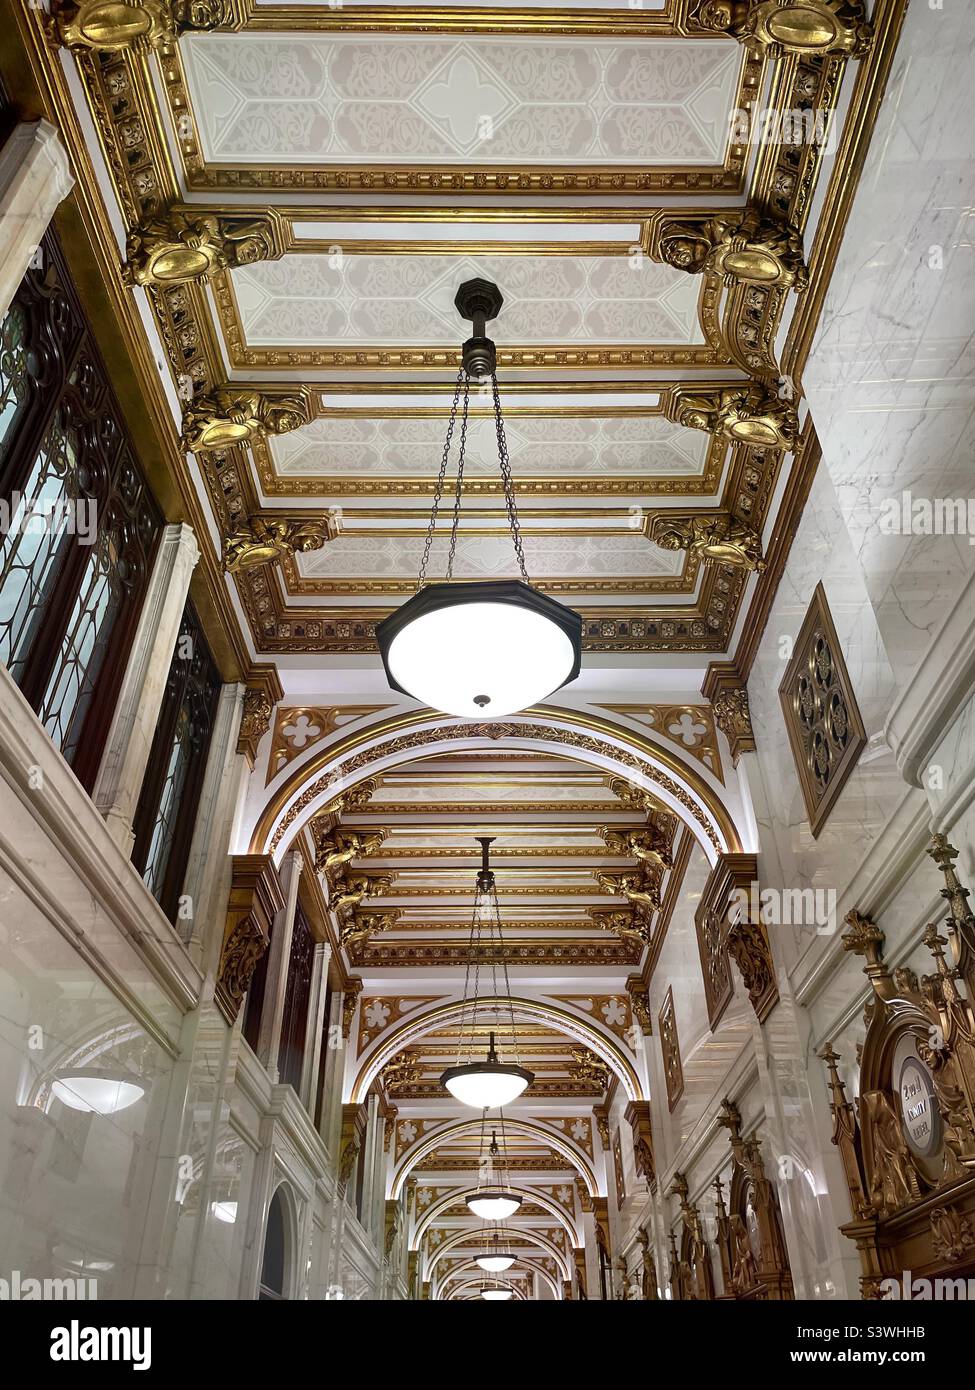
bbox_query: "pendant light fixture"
[440,837,534,1109]
[466,1114,523,1222]
[476,1227,515,1273]
[376,279,582,720]
[481,1285,514,1301]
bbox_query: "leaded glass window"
[132,603,221,924]
[0,231,161,792]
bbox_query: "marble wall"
[0,664,386,1301]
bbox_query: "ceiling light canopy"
[376,279,582,720]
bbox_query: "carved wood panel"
[778,581,867,837]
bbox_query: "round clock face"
[893,1034,942,1160]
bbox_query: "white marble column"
[256,850,303,1082]
[359,1093,380,1232]
[300,941,332,1112]
[319,990,346,1160]
[0,120,73,322]
[93,523,200,855]
[180,683,247,967]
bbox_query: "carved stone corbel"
[237,676,281,767]
[626,976,652,1035]
[703,662,756,766]
[340,979,362,1039]
[625,1100,657,1192]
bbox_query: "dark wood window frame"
[0,229,161,792]
[131,601,221,923]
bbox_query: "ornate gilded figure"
[659,207,809,292]
[182,388,307,454]
[124,210,277,288]
[676,383,799,452]
[693,0,872,58]
[223,515,336,575]
[53,0,227,52]
[649,512,767,573]
[312,826,386,879]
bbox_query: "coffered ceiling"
[59,0,854,658]
[37,0,899,1295]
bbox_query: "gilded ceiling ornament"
[693,0,872,58]
[590,909,652,950]
[597,867,662,916]
[312,825,386,879]
[649,512,767,573]
[600,822,674,873]
[123,209,279,289]
[236,685,273,765]
[340,910,399,954]
[676,384,799,453]
[331,873,391,921]
[570,1048,610,1092]
[51,0,225,51]
[659,207,808,293]
[381,1049,423,1098]
[709,684,756,762]
[223,515,337,575]
[182,388,307,454]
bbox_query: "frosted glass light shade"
[466,1191,522,1221]
[476,1254,515,1273]
[51,1076,144,1114]
[376,580,582,719]
[481,1288,514,1301]
[441,1059,534,1110]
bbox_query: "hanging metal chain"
[445,372,470,582]
[416,368,464,592]
[492,371,530,584]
